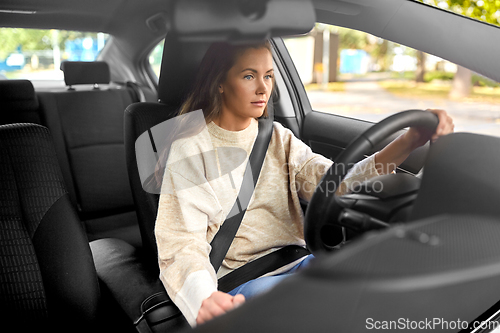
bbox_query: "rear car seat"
[36,61,148,247]
[0,79,43,125]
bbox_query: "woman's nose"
[256,78,268,94]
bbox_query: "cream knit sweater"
[155,118,380,326]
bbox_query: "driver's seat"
[89,35,212,333]
[124,35,211,266]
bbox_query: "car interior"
[2,0,500,332]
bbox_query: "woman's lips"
[251,101,266,107]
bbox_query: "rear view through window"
[0,28,108,82]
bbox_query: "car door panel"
[302,110,429,174]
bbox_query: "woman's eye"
[265,74,273,80]
[244,75,253,80]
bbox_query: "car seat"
[87,34,211,332]
[124,34,211,267]
[37,61,145,247]
[0,123,100,332]
[0,79,42,125]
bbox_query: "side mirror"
[171,0,315,42]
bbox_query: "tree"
[415,51,426,83]
[336,26,395,71]
[418,0,500,97]
[368,38,392,72]
[0,28,52,60]
[420,0,500,25]
[450,65,473,98]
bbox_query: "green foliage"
[390,70,499,87]
[472,74,500,87]
[0,28,105,61]
[419,0,500,26]
[322,25,396,71]
[336,27,369,49]
[0,28,52,60]
[391,71,417,80]
[424,71,455,82]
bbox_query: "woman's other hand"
[197,291,245,325]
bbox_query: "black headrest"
[61,61,110,86]
[158,34,211,108]
[0,79,39,112]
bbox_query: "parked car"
[1,0,500,332]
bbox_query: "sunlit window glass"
[284,23,500,137]
[0,28,108,81]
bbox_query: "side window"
[283,24,500,137]
[148,39,164,80]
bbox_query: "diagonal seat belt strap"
[209,117,273,272]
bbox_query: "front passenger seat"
[0,123,101,332]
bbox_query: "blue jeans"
[228,254,315,299]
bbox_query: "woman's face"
[217,47,273,131]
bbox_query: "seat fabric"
[125,34,211,262]
[36,61,143,246]
[0,79,42,125]
[0,123,100,332]
[91,35,213,332]
[124,102,178,267]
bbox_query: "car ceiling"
[0,0,172,59]
[1,0,499,83]
[0,0,166,33]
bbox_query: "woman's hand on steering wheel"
[403,109,455,150]
[304,109,454,254]
[375,109,454,175]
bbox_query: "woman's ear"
[219,84,223,94]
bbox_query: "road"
[307,78,500,137]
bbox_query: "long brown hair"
[178,40,274,121]
[148,40,276,192]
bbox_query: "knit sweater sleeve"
[279,123,380,200]
[155,144,221,327]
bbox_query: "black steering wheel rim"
[304,110,439,255]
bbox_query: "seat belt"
[209,116,309,291]
[126,81,147,102]
[218,245,309,292]
[114,81,147,102]
[209,116,273,270]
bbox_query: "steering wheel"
[304,110,439,255]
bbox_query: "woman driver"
[154,40,454,327]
